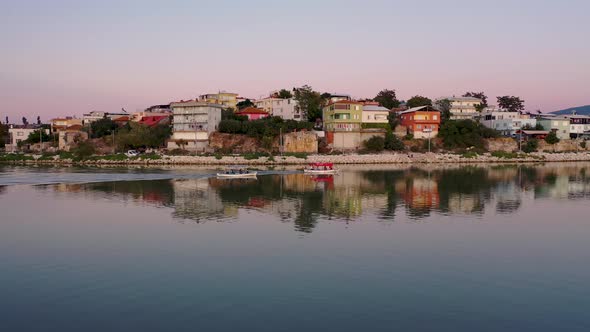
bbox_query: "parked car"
[125,150,140,158]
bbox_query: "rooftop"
[235,107,269,115]
[399,106,439,115]
[363,105,390,112]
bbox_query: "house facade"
[563,115,590,138]
[438,96,482,120]
[323,100,363,132]
[50,117,83,133]
[82,111,129,126]
[362,102,390,124]
[168,101,223,150]
[199,92,238,110]
[6,125,49,152]
[538,116,570,140]
[235,107,270,120]
[481,111,536,136]
[399,106,441,139]
[254,97,302,120]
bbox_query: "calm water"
[1,163,590,331]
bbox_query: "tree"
[522,139,538,153]
[22,117,28,125]
[435,98,452,122]
[25,129,51,144]
[545,131,560,145]
[236,99,254,110]
[463,92,488,106]
[0,123,7,148]
[294,85,323,122]
[90,117,117,138]
[384,130,405,151]
[497,96,525,112]
[438,119,499,150]
[406,95,432,108]
[37,116,41,125]
[374,89,400,109]
[387,112,400,130]
[276,89,293,99]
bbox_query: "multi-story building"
[537,116,570,140]
[361,102,390,125]
[399,106,441,139]
[480,110,536,136]
[323,100,363,132]
[437,96,483,120]
[254,97,302,120]
[168,101,223,151]
[131,105,172,122]
[563,114,590,138]
[327,93,351,104]
[199,92,238,110]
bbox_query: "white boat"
[216,167,258,178]
[303,163,339,175]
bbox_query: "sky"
[1,0,589,121]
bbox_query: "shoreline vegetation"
[2,151,590,166]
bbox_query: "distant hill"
[551,105,590,115]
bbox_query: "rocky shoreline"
[4,151,590,166]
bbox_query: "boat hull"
[303,169,338,175]
[216,172,258,178]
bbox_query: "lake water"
[1,163,590,331]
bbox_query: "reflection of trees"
[436,167,494,215]
[0,185,5,196]
[83,180,175,206]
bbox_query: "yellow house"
[323,100,363,131]
[199,92,238,110]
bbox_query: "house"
[362,102,390,125]
[50,117,83,133]
[199,92,238,110]
[254,97,302,120]
[399,106,441,139]
[235,107,270,120]
[323,100,363,132]
[82,111,129,126]
[563,114,590,139]
[437,96,482,120]
[518,130,549,141]
[327,93,352,104]
[167,100,223,151]
[58,126,88,151]
[6,125,49,152]
[537,116,570,140]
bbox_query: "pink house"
[235,107,270,120]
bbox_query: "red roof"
[235,107,269,115]
[139,115,169,127]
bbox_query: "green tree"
[374,89,400,109]
[439,120,499,150]
[0,123,7,148]
[294,85,323,121]
[71,140,96,160]
[25,129,51,144]
[545,131,560,145]
[384,130,405,151]
[406,95,432,108]
[522,139,538,153]
[363,136,385,152]
[435,98,452,122]
[276,89,293,99]
[90,117,118,138]
[497,96,525,112]
[236,99,254,110]
[116,123,172,150]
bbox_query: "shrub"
[139,153,161,160]
[284,152,308,159]
[462,151,479,158]
[363,136,385,152]
[439,119,499,150]
[71,141,96,161]
[491,151,518,159]
[214,153,223,160]
[545,131,560,145]
[167,148,190,156]
[522,139,539,153]
[581,141,587,149]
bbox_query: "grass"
[461,151,479,159]
[139,153,162,160]
[283,152,308,159]
[0,153,35,162]
[491,151,519,159]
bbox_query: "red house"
[235,107,270,120]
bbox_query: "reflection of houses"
[397,177,440,213]
[172,179,236,221]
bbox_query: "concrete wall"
[330,131,385,150]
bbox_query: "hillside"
[551,105,590,115]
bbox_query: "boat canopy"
[309,162,334,167]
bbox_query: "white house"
[563,114,590,138]
[254,97,303,121]
[361,103,390,124]
[168,101,223,151]
[6,125,49,152]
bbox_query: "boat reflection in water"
[46,163,590,233]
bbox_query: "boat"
[303,162,339,174]
[216,167,258,178]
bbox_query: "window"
[433,115,438,120]
[17,132,24,136]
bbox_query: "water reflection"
[45,163,590,232]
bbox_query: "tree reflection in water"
[45,163,590,233]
